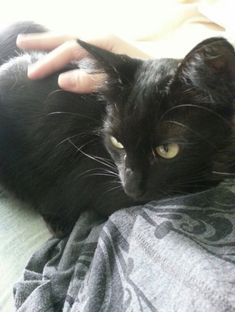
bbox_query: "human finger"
[27,39,89,79]
[58,70,107,93]
[16,32,75,51]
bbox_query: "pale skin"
[16,33,150,93]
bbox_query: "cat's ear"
[175,37,235,96]
[77,39,141,101]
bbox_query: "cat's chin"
[123,189,156,204]
[123,187,145,201]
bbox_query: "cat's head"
[78,38,235,201]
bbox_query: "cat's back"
[0,21,46,65]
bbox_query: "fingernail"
[16,34,27,47]
[27,63,45,79]
[27,64,38,79]
[58,72,76,88]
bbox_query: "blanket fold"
[14,181,235,312]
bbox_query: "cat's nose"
[124,168,144,199]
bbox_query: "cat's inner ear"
[77,39,141,99]
[176,37,235,94]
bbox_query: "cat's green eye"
[110,136,124,149]
[155,143,180,159]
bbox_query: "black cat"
[0,22,234,236]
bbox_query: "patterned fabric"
[14,181,235,312]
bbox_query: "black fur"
[0,22,234,236]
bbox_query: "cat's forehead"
[127,58,180,107]
[120,58,180,120]
[140,59,179,78]
[106,59,181,142]
[136,58,179,89]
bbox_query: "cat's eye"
[110,136,124,149]
[155,143,180,159]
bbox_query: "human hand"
[17,33,150,93]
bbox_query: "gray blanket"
[14,181,235,312]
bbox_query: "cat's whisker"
[101,167,119,176]
[47,111,98,123]
[108,180,122,185]
[160,103,231,129]
[212,171,235,177]
[46,88,64,98]
[68,138,98,154]
[56,134,119,177]
[43,89,68,106]
[164,120,217,148]
[103,184,123,195]
[86,172,119,179]
[89,157,116,171]
[77,167,119,180]
[55,126,104,149]
[68,139,116,171]
[77,168,102,179]
[56,133,98,147]
[97,172,119,179]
